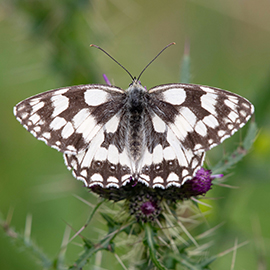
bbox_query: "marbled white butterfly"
[14,44,254,189]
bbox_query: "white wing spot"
[191,158,198,168]
[50,117,67,130]
[66,145,76,152]
[242,102,250,109]
[153,144,163,164]
[94,147,107,161]
[61,122,75,139]
[180,107,197,127]
[107,144,119,164]
[201,93,218,115]
[38,137,47,143]
[106,183,120,188]
[228,111,239,122]
[166,182,181,188]
[203,115,219,129]
[218,130,226,137]
[39,119,45,125]
[153,176,164,184]
[121,175,131,182]
[209,143,218,149]
[84,89,108,106]
[220,134,230,143]
[29,114,41,124]
[166,129,188,167]
[167,172,179,182]
[73,109,99,141]
[195,120,207,137]
[140,174,150,182]
[42,132,51,139]
[239,122,245,128]
[173,114,193,140]
[141,149,152,167]
[70,159,77,170]
[194,144,203,151]
[107,176,118,183]
[182,169,189,177]
[240,110,247,117]
[80,129,105,167]
[162,88,186,105]
[20,113,28,120]
[224,99,237,111]
[200,86,216,93]
[55,88,69,95]
[104,114,120,133]
[163,146,176,160]
[31,101,45,114]
[227,123,234,130]
[184,149,194,164]
[51,95,69,117]
[73,108,91,129]
[80,170,87,178]
[33,126,41,133]
[152,114,166,133]
[92,173,103,182]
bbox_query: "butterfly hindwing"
[14,85,126,154]
[64,110,133,188]
[137,109,205,188]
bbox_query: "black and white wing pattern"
[148,84,254,152]
[14,85,126,154]
[134,83,253,188]
[14,81,254,189]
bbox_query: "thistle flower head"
[129,193,161,222]
[90,168,220,222]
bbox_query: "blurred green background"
[1,0,270,269]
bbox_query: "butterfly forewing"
[14,85,126,154]
[148,84,254,153]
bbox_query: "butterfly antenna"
[137,42,176,81]
[90,44,134,81]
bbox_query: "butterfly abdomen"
[127,85,147,161]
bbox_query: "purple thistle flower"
[188,168,213,195]
[180,168,223,198]
[129,194,161,222]
[102,74,111,85]
[141,201,156,215]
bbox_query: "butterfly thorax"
[126,83,147,162]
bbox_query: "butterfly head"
[128,78,147,93]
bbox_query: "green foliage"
[13,0,99,85]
